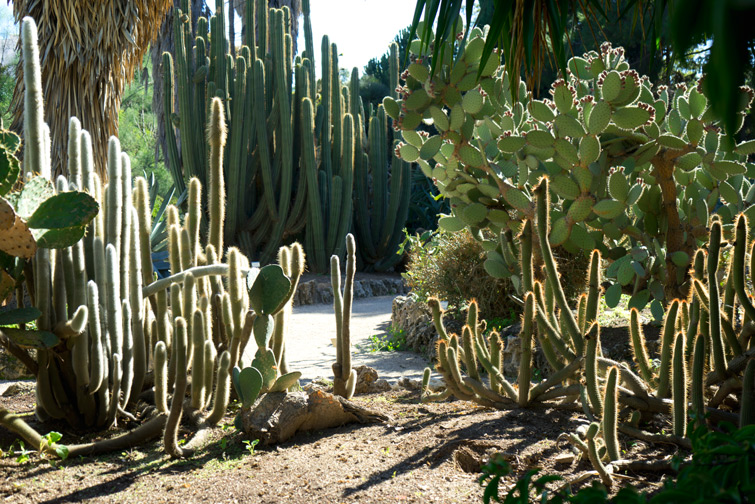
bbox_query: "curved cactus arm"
[165,317,190,458]
[690,332,707,431]
[603,367,620,461]
[585,423,614,488]
[333,234,356,399]
[629,308,655,385]
[533,178,583,349]
[206,350,232,425]
[705,221,729,381]
[518,293,534,406]
[672,331,688,437]
[656,299,680,399]
[584,323,603,416]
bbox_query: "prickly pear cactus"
[389,22,755,312]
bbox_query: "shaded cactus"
[163,0,408,270]
[332,234,357,399]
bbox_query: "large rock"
[390,294,437,359]
[239,390,389,445]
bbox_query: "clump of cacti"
[391,20,755,312]
[422,175,754,487]
[164,0,410,271]
[0,17,306,460]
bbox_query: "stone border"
[293,277,408,306]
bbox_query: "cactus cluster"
[389,21,755,311]
[423,176,755,486]
[0,18,308,459]
[164,0,410,272]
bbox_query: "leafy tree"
[361,27,412,109]
[118,52,173,198]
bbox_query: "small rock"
[397,377,421,390]
[371,378,391,392]
[554,452,576,464]
[2,381,34,397]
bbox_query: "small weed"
[363,325,407,352]
[242,439,259,456]
[14,441,33,464]
[484,312,517,335]
[532,368,544,383]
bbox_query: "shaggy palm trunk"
[10,0,173,179]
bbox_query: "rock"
[390,294,437,359]
[0,347,32,380]
[294,280,319,305]
[354,365,392,394]
[354,365,379,394]
[292,275,408,306]
[319,287,334,305]
[2,381,34,397]
[240,389,389,445]
[397,376,444,392]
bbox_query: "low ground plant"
[479,422,755,503]
[401,226,587,321]
[364,326,408,352]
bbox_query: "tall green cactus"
[164,0,310,265]
[163,0,409,271]
[354,43,412,271]
[332,234,357,399]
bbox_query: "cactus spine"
[603,366,620,461]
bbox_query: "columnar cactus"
[0,17,298,459]
[353,43,412,272]
[331,234,357,399]
[391,20,755,312]
[163,0,409,271]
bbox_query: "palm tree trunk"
[11,0,174,179]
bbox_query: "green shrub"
[401,226,587,321]
[401,226,512,320]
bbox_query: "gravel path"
[278,295,430,384]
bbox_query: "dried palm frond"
[10,0,173,179]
